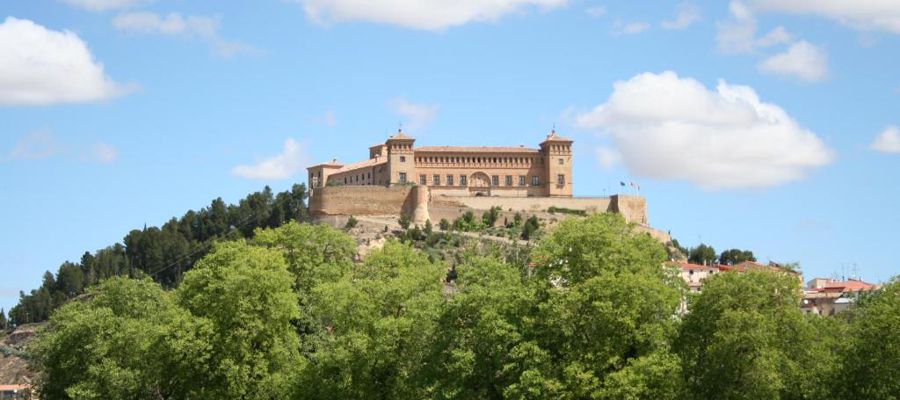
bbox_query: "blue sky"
[1,0,899,312]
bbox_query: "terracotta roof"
[670,261,719,271]
[0,385,29,391]
[307,159,344,169]
[415,146,540,153]
[387,130,414,140]
[810,278,878,293]
[541,130,573,142]
[332,158,387,174]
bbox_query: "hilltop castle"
[308,129,573,197]
[307,130,650,229]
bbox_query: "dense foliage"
[8,184,308,326]
[28,214,900,399]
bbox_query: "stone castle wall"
[309,186,415,217]
[310,186,649,226]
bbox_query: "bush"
[439,218,450,231]
[399,214,411,230]
[547,206,586,216]
[344,216,358,229]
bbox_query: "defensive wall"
[310,186,649,226]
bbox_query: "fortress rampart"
[309,186,649,226]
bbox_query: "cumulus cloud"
[613,21,650,35]
[232,139,309,180]
[717,1,792,53]
[574,71,833,189]
[758,41,828,82]
[60,0,151,11]
[113,12,254,57]
[0,17,132,106]
[6,131,119,163]
[871,126,900,154]
[85,141,120,163]
[595,146,621,169]
[297,0,567,30]
[662,2,700,30]
[749,0,900,34]
[8,131,61,160]
[585,6,607,18]
[390,98,439,131]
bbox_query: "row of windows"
[415,156,546,165]
[415,174,565,187]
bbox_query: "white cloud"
[758,41,828,82]
[717,1,792,53]
[60,0,150,11]
[0,17,131,106]
[86,141,119,163]
[749,0,900,34]
[574,71,833,189]
[232,139,309,180]
[8,131,61,160]
[6,131,119,163]
[871,126,900,154]
[595,146,620,169]
[297,0,567,30]
[586,6,607,18]
[390,98,439,131]
[113,12,253,57]
[613,21,650,35]
[662,2,700,30]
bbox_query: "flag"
[620,181,626,187]
[630,181,641,190]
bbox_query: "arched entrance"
[469,172,491,196]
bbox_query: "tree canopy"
[28,214,899,400]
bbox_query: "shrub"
[344,216,359,229]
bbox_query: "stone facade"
[307,129,574,198]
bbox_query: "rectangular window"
[492,175,499,186]
[460,175,468,186]
[557,174,565,185]
[419,174,426,185]
[433,174,441,185]
[447,175,454,186]
[519,176,526,186]
[399,172,407,184]
[532,176,540,186]
[505,175,513,186]
[558,158,564,165]
[400,156,406,162]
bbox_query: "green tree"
[344,215,359,229]
[177,241,303,399]
[482,206,501,227]
[439,218,450,231]
[718,248,756,265]
[424,219,433,235]
[0,308,7,331]
[687,243,716,265]
[399,214,411,230]
[427,256,561,400]
[529,213,683,398]
[296,241,444,399]
[835,278,900,399]
[676,270,831,400]
[33,278,190,399]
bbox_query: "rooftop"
[415,146,540,153]
[332,157,387,174]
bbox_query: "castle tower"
[385,129,416,186]
[540,130,573,197]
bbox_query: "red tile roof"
[332,158,387,174]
